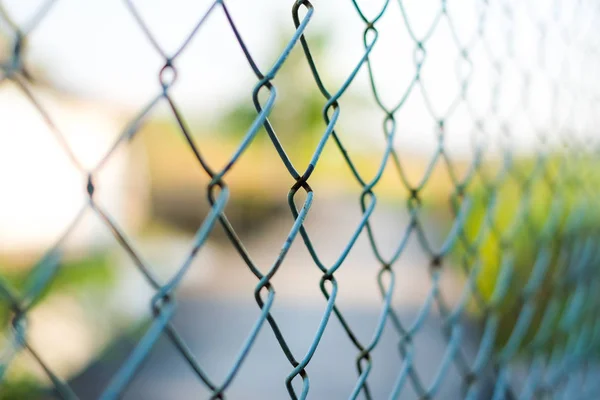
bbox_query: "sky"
[1,0,599,156]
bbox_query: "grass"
[0,251,116,398]
[0,252,114,324]
[0,376,49,400]
[445,154,600,356]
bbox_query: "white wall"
[0,82,148,255]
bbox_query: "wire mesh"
[1,0,600,399]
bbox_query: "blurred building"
[0,77,155,384]
[0,79,149,261]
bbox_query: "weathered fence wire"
[1,0,600,399]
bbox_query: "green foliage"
[217,28,366,166]
[450,154,600,356]
[0,253,115,397]
[0,376,48,400]
[0,253,114,327]
[219,30,328,145]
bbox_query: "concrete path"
[71,297,487,400]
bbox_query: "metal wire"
[1,0,600,399]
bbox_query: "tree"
[217,28,365,166]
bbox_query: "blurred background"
[1,0,600,399]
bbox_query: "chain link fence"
[2,0,600,399]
